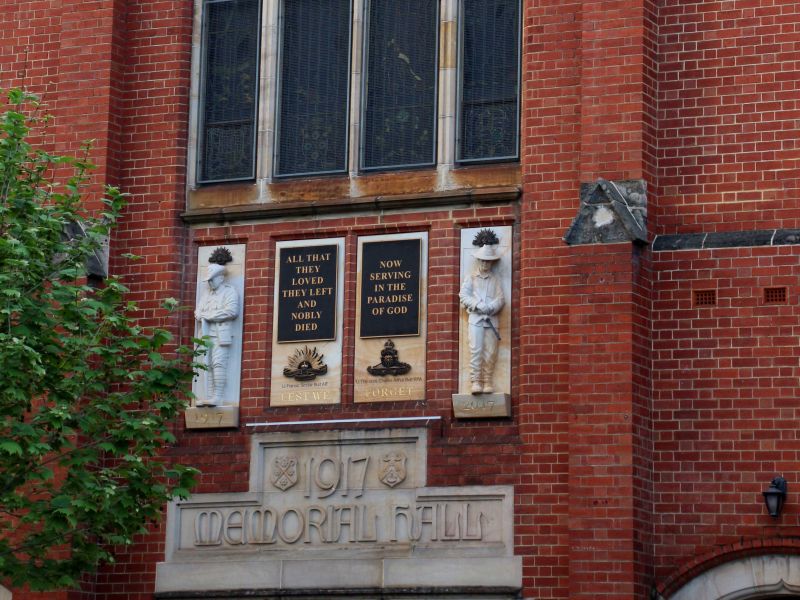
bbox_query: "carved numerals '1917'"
[269,456,371,498]
[271,456,369,498]
[187,410,226,426]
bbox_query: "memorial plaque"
[354,233,427,403]
[276,245,338,343]
[156,429,521,595]
[271,238,344,406]
[359,238,421,338]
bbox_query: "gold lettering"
[369,271,412,281]
[369,386,412,399]
[295,265,321,274]
[281,390,332,404]
[366,294,413,304]
[291,276,323,286]
[290,311,321,321]
[379,259,402,268]
[308,287,333,296]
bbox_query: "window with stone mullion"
[198,0,261,183]
[361,0,439,171]
[458,0,520,163]
[275,0,352,178]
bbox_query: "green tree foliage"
[0,90,199,590]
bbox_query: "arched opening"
[666,554,800,600]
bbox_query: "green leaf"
[0,88,200,591]
[0,441,23,455]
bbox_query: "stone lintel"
[182,186,521,225]
[154,556,523,595]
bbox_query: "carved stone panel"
[354,232,427,403]
[270,238,344,406]
[457,227,512,399]
[189,244,245,421]
[156,429,521,595]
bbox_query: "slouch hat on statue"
[471,228,502,261]
[206,262,227,280]
[206,246,233,280]
[472,244,501,261]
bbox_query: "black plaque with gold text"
[359,239,422,338]
[277,245,338,343]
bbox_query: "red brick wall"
[4,0,800,598]
[102,207,522,600]
[519,2,584,596]
[651,246,800,587]
[0,0,119,201]
[648,3,800,595]
[655,0,800,234]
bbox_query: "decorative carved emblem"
[283,346,328,381]
[209,246,233,266]
[367,339,411,377]
[378,451,407,488]
[270,456,298,491]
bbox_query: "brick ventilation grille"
[693,289,717,307]
[764,286,787,304]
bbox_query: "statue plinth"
[185,405,239,429]
[452,392,511,419]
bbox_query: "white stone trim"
[667,554,800,600]
[157,428,521,595]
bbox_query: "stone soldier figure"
[195,257,239,406]
[459,239,504,394]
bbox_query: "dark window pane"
[199,0,261,182]
[458,0,519,162]
[362,0,438,170]
[276,0,351,177]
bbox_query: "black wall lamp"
[763,476,788,518]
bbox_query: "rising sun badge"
[283,346,328,381]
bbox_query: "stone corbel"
[564,178,648,245]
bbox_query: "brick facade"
[3,0,800,598]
